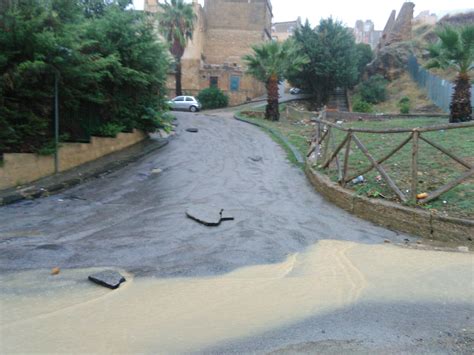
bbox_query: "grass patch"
[326,118,474,219]
[237,106,474,219]
[372,73,444,114]
[238,105,473,219]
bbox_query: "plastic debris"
[352,175,365,185]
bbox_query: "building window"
[230,76,240,92]
[210,76,218,88]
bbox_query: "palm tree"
[243,40,309,121]
[426,25,474,123]
[157,0,196,96]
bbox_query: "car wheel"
[189,106,198,112]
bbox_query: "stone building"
[272,18,302,42]
[413,10,437,25]
[145,0,273,105]
[353,20,382,49]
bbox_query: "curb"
[234,115,304,164]
[305,165,473,242]
[204,95,313,114]
[0,138,169,206]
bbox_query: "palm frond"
[157,0,196,56]
[243,40,309,85]
[427,25,474,74]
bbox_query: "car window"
[174,97,184,102]
[185,97,194,102]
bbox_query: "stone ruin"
[377,2,415,50]
[365,2,416,81]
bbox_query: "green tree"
[157,0,196,96]
[288,19,359,108]
[355,43,374,82]
[356,75,388,104]
[243,40,309,121]
[0,0,85,153]
[79,0,131,18]
[83,3,171,131]
[426,25,474,122]
[0,0,170,155]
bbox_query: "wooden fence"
[307,110,474,204]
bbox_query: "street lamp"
[54,68,59,174]
[51,46,72,174]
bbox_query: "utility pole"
[54,70,59,174]
[51,46,71,174]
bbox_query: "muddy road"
[1,112,472,353]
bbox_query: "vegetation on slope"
[0,0,170,155]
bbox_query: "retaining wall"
[326,111,449,122]
[0,130,147,190]
[305,165,473,242]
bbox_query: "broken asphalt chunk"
[88,270,126,290]
[186,206,223,226]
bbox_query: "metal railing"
[407,55,474,113]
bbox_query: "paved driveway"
[0,112,406,276]
[0,112,472,353]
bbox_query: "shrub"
[355,43,374,82]
[356,75,388,104]
[0,1,170,154]
[399,96,411,114]
[197,87,229,109]
[37,141,58,156]
[92,123,125,138]
[399,96,410,104]
[352,97,374,113]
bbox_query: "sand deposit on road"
[1,240,472,353]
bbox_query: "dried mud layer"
[0,112,472,353]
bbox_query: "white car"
[167,96,202,112]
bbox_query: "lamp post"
[54,69,59,174]
[51,46,71,174]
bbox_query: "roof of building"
[272,18,302,33]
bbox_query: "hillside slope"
[362,12,473,114]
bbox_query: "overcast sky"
[132,0,473,29]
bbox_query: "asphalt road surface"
[0,112,472,353]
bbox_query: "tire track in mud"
[336,243,368,304]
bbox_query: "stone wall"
[0,130,146,190]
[326,111,448,121]
[305,166,473,242]
[389,2,415,43]
[378,10,396,49]
[204,0,272,33]
[378,2,415,49]
[204,29,265,65]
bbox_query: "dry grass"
[373,73,444,114]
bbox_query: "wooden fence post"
[411,130,419,201]
[352,134,408,202]
[342,131,352,186]
[322,126,331,165]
